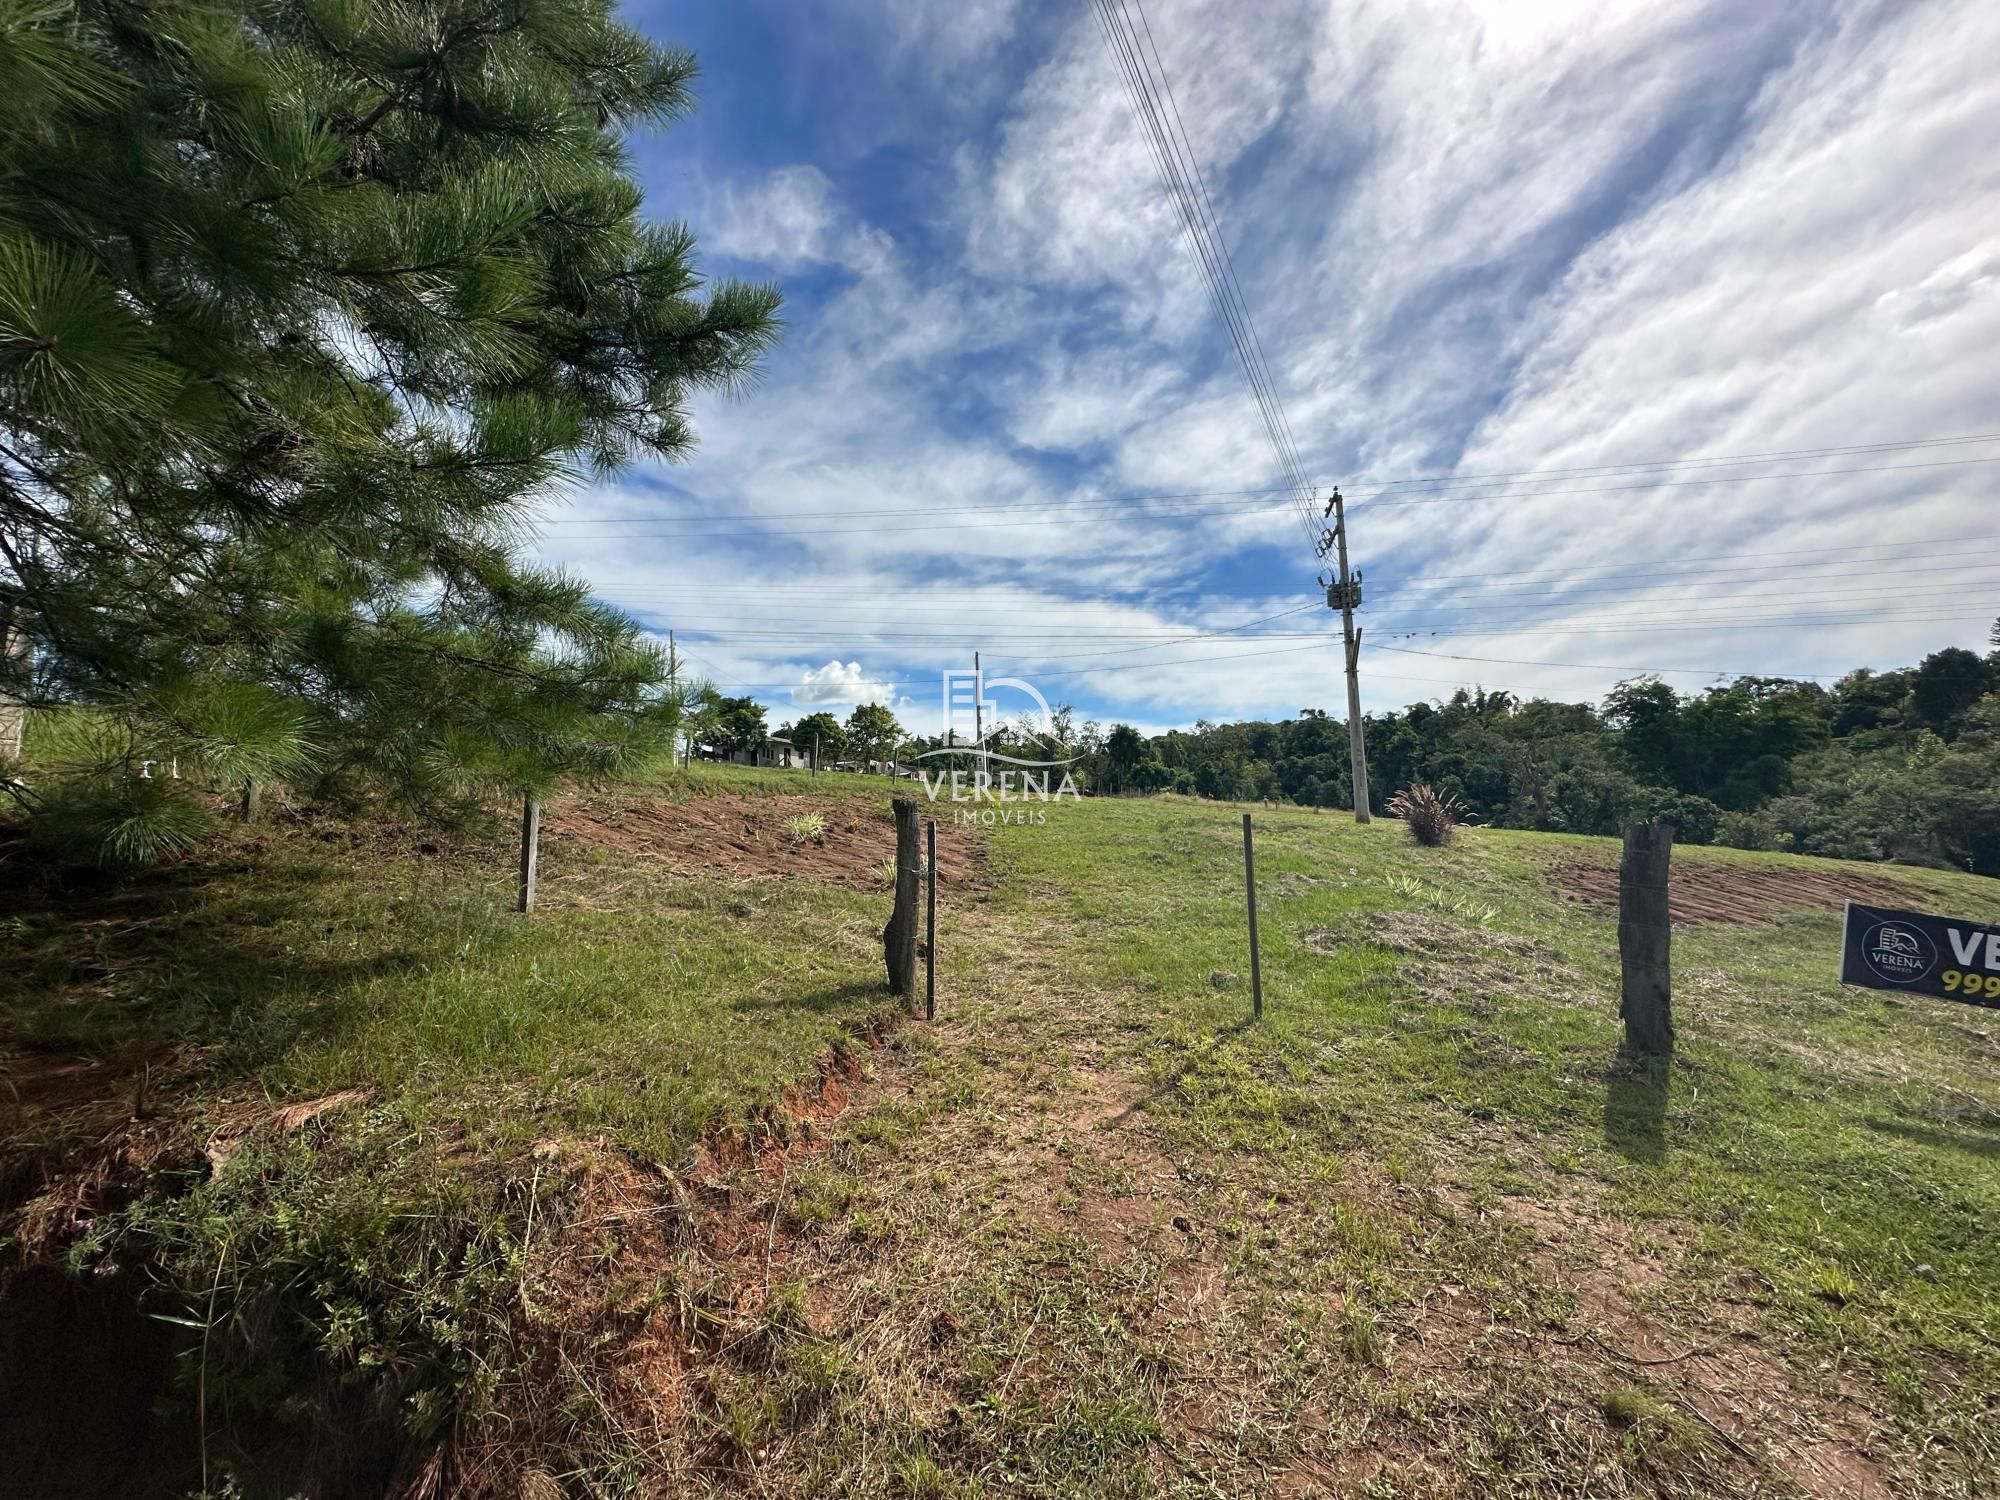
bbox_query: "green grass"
[3,777,1996,1498]
[6,765,913,1161]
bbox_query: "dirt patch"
[1474,1179,1900,1500]
[547,791,985,890]
[1552,859,1918,926]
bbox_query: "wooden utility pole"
[973,651,984,780]
[517,794,541,913]
[1241,812,1264,1020]
[1327,487,1371,823]
[882,796,921,1003]
[1618,820,1675,1054]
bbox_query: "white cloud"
[704,165,893,273]
[791,659,902,708]
[541,0,2000,730]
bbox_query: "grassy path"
[630,799,1997,1498]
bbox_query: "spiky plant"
[1385,782,1470,847]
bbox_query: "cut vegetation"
[2,769,1995,1499]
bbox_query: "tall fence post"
[1619,819,1675,1054]
[517,793,541,914]
[1241,812,1264,1021]
[882,796,921,1005]
[925,817,938,1021]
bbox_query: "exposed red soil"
[1551,859,1918,926]
[546,791,985,890]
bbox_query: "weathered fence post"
[1242,812,1264,1021]
[925,817,938,1021]
[0,613,25,767]
[517,793,541,914]
[882,796,921,1004]
[1618,819,1675,1053]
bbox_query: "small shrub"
[784,811,827,844]
[1385,783,1468,847]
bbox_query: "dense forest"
[1079,628,2000,875]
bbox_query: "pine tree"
[0,0,779,859]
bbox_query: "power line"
[1090,0,1320,550]
[1345,455,2000,511]
[1376,610,1995,638]
[1373,536,2000,587]
[1361,577,2000,620]
[694,639,1328,693]
[528,435,2000,534]
[522,455,2000,543]
[1332,431,2000,497]
[618,566,2000,618]
[1370,643,1847,681]
[586,534,2000,608]
[531,484,1296,529]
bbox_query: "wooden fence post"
[882,796,920,1004]
[517,793,541,914]
[1242,812,1264,1021]
[925,817,937,1020]
[1619,819,1674,1054]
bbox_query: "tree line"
[690,628,1997,873]
[1083,629,2000,875]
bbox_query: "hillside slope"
[2,776,1994,1498]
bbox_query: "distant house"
[723,736,806,770]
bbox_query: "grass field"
[2,769,1996,1499]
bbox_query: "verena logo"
[917,669,1081,822]
[923,668,1080,769]
[1862,921,1937,984]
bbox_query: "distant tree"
[1103,724,1148,793]
[1910,648,1991,738]
[789,711,847,763]
[710,697,769,754]
[0,0,781,860]
[1830,669,1914,741]
[1049,703,1077,758]
[845,702,902,766]
[1604,679,1684,790]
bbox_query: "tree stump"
[882,796,921,1004]
[1618,819,1675,1055]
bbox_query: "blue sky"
[529,0,2000,738]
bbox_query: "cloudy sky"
[531,0,2000,737]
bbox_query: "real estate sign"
[1839,902,2000,1008]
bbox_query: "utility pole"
[1325,487,1371,823]
[973,650,985,781]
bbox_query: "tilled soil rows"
[548,790,984,890]
[1552,858,1919,925]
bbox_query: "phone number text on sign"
[1839,902,2000,1009]
[1941,970,2000,1001]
